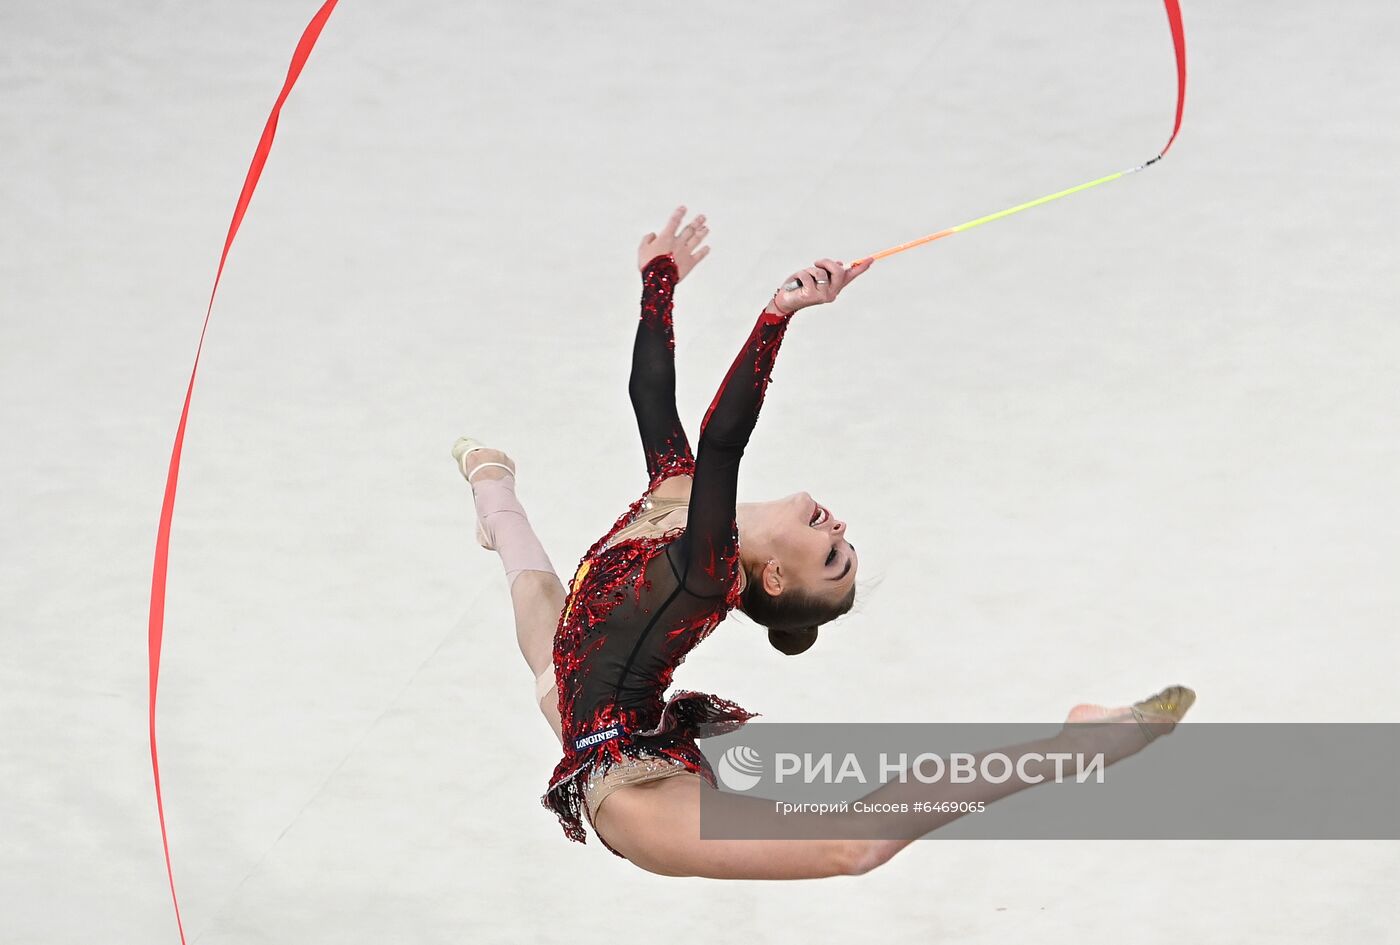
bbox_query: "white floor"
[4,1,1399,941]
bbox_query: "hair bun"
[768,626,819,656]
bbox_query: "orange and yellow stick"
[852,166,1150,266]
[831,0,1187,276]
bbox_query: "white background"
[3,1,1398,941]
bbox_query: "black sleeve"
[676,304,795,595]
[628,254,695,490]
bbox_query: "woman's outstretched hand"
[770,257,872,315]
[638,206,710,282]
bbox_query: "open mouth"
[809,501,830,527]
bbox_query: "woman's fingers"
[774,255,873,309]
[804,266,831,297]
[664,205,686,237]
[677,216,709,280]
[684,215,708,246]
[780,267,820,292]
[640,206,713,276]
[825,258,872,297]
[773,270,806,311]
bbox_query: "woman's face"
[744,492,858,602]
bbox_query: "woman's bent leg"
[509,570,565,740]
[461,446,565,740]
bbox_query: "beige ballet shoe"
[1066,684,1196,743]
[1129,685,1196,742]
[450,436,517,550]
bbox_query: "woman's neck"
[733,503,764,580]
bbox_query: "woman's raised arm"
[679,257,870,595]
[628,206,711,490]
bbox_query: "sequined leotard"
[543,254,795,844]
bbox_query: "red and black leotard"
[543,253,795,844]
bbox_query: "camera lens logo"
[717,745,763,792]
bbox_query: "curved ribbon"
[148,3,339,941]
[836,0,1188,271]
[1159,0,1187,158]
[150,1,1184,937]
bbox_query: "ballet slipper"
[1128,684,1196,742]
[450,436,517,550]
[1064,685,1196,754]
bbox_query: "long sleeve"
[677,304,795,594]
[628,254,695,490]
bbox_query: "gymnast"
[452,206,1194,878]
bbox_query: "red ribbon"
[1160,0,1187,157]
[146,3,1186,940]
[148,3,339,941]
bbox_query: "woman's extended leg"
[455,441,565,740]
[593,689,1194,878]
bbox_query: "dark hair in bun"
[742,566,856,656]
[767,626,820,656]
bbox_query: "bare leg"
[507,570,565,683]
[509,569,565,742]
[457,444,565,740]
[594,688,1195,878]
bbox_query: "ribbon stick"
[786,0,1187,286]
[147,3,339,941]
